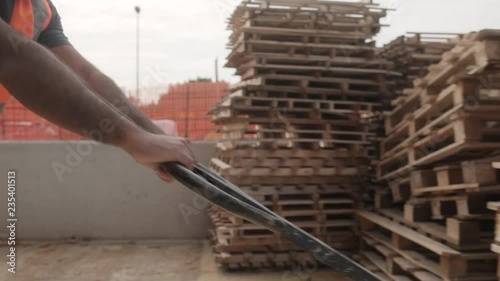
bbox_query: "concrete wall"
[0,142,215,240]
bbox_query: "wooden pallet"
[213,202,357,226]
[215,148,372,174]
[383,31,500,136]
[208,183,361,265]
[226,74,392,97]
[210,157,369,185]
[410,159,500,196]
[210,208,359,267]
[381,78,500,159]
[377,108,500,181]
[488,161,500,250]
[229,84,383,101]
[218,119,372,135]
[230,0,388,15]
[214,250,314,269]
[487,201,500,249]
[238,14,381,33]
[229,22,380,48]
[229,32,375,53]
[214,95,381,114]
[212,106,370,122]
[216,115,371,129]
[228,0,388,29]
[228,82,384,103]
[213,113,371,126]
[382,82,462,154]
[212,98,374,122]
[357,211,498,280]
[216,138,373,151]
[226,51,391,69]
[217,151,371,170]
[209,174,364,186]
[237,62,399,82]
[360,235,442,281]
[216,146,369,157]
[487,197,500,281]
[405,192,500,221]
[234,25,374,43]
[219,129,374,146]
[212,228,357,253]
[381,32,462,92]
[424,31,500,88]
[212,212,357,238]
[374,208,493,251]
[213,184,358,225]
[211,156,365,175]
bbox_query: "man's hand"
[122,131,197,183]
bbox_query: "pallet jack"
[162,162,382,281]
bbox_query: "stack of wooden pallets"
[380,33,462,95]
[208,0,397,269]
[358,29,500,281]
[377,30,500,197]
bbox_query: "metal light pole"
[135,6,141,98]
[215,57,219,83]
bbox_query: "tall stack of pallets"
[208,0,397,269]
[357,30,500,281]
[371,33,463,198]
[380,33,462,95]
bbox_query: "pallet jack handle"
[161,162,382,281]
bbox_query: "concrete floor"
[1,241,352,281]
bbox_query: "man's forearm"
[84,70,164,135]
[0,21,142,148]
[50,45,165,135]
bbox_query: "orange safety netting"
[136,82,228,141]
[0,81,228,141]
[0,98,82,141]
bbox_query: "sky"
[53,0,500,91]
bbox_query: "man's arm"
[50,45,165,135]
[0,20,195,175]
[37,0,164,135]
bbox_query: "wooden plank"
[487,201,500,212]
[240,26,372,39]
[363,251,390,274]
[357,211,461,256]
[393,257,419,272]
[412,271,442,281]
[378,208,491,250]
[364,229,498,280]
[247,63,399,76]
[412,183,479,196]
[491,243,500,254]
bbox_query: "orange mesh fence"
[0,98,81,141]
[0,81,228,141]
[135,82,228,140]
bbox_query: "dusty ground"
[0,241,352,281]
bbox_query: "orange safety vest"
[0,0,53,105]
